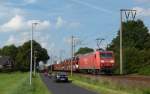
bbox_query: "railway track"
[72,73,150,88]
[75,73,150,82]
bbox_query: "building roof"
[0,56,11,65]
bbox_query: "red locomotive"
[52,50,115,74]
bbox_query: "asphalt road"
[40,74,98,94]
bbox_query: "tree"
[108,20,150,74]
[38,48,50,63]
[0,45,18,62]
[15,40,49,71]
[0,40,50,71]
[75,47,94,56]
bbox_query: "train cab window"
[100,53,113,58]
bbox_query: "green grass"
[70,75,150,94]
[0,72,51,94]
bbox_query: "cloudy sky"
[0,0,150,60]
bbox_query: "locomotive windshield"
[100,53,113,58]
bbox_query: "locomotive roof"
[77,50,113,57]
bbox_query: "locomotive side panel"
[78,52,99,70]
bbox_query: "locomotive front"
[98,51,115,73]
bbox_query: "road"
[40,74,98,94]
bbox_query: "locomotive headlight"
[56,75,60,78]
[75,64,79,68]
[110,60,114,63]
[101,60,105,63]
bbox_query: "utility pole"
[70,36,82,76]
[30,22,39,85]
[73,39,76,57]
[51,55,53,72]
[120,9,136,75]
[33,56,37,76]
[33,51,37,76]
[73,37,82,56]
[30,23,33,85]
[73,38,78,56]
[71,36,74,77]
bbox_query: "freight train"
[51,50,115,74]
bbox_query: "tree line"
[0,40,49,71]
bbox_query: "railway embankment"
[70,74,150,94]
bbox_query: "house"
[0,56,13,70]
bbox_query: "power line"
[70,0,113,14]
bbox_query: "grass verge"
[70,74,150,94]
[0,72,51,94]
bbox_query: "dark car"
[54,72,68,82]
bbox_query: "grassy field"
[70,75,150,94]
[0,72,51,94]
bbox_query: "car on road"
[54,72,68,82]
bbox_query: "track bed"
[75,73,150,88]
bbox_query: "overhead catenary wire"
[70,0,114,14]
